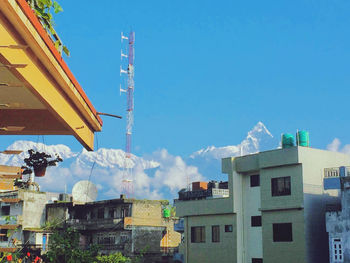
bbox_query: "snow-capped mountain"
[187,122,277,182]
[2,141,159,170]
[0,121,277,200]
[190,121,275,160]
[0,140,77,167]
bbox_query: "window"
[109,208,115,218]
[191,226,205,243]
[121,206,130,217]
[332,238,343,262]
[225,225,233,232]
[90,210,96,219]
[97,208,104,219]
[250,174,260,187]
[271,176,291,196]
[212,225,220,242]
[252,259,263,263]
[1,206,10,216]
[0,229,8,242]
[251,216,262,227]
[273,223,293,242]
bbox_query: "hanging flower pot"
[33,165,47,177]
[21,149,63,178]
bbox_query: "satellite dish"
[72,180,98,203]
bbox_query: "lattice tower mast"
[120,32,135,197]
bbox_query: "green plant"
[132,246,149,263]
[44,227,99,263]
[94,253,130,263]
[22,149,63,175]
[26,0,70,56]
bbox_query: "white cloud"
[151,149,204,193]
[2,121,272,201]
[327,138,341,152]
[327,138,350,155]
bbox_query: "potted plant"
[22,149,63,177]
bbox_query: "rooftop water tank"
[163,208,170,218]
[282,133,295,148]
[296,130,309,147]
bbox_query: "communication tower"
[120,32,135,197]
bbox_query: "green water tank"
[297,130,309,147]
[282,133,295,148]
[163,208,170,218]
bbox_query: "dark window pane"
[271,177,291,196]
[252,259,263,263]
[273,223,293,242]
[97,208,104,219]
[212,225,220,242]
[191,226,206,243]
[250,174,260,187]
[251,216,262,227]
[225,225,233,232]
[0,229,8,242]
[1,206,10,216]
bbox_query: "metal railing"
[324,168,340,178]
[0,215,18,225]
[326,204,342,212]
[67,218,122,225]
[178,188,230,201]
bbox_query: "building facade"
[175,146,350,263]
[0,189,65,253]
[325,167,350,263]
[46,197,181,262]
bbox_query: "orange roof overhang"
[0,0,103,150]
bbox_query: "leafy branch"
[26,0,70,56]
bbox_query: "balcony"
[326,203,342,212]
[178,188,229,201]
[324,166,350,178]
[0,215,20,228]
[66,218,123,230]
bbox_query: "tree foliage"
[94,253,131,263]
[44,227,98,263]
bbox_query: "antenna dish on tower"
[72,180,98,203]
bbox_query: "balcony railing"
[326,204,342,212]
[0,215,18,226]
[178,188,229,201]
[324,166,350,178]
[67,218,123,225]
[324,168,340,178]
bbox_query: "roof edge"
[15,0,103,126]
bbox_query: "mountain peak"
[190,121,276,160]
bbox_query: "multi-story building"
[0,189,66,253]
[175,146,350,263]
[46,196,181,262]
[325,166,350,263]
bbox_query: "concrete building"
[0,189,67,253]
[46,196,181,262]
[175,146,350,263]
[325,166,350,263]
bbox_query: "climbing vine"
[26,0,70,56]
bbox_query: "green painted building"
[175,146,350,263]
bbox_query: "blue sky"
[2,0,350,156]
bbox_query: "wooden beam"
[0,224,19,229]
[0,165,21,174]
[0,247,17,252]
[0,198,21,203]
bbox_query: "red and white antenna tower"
[120,31,135,197]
